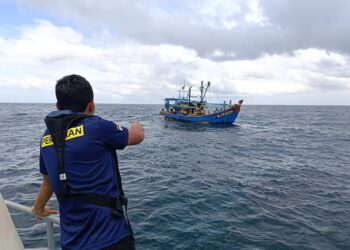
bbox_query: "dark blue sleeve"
[39,152,48,175]
[99,118,129,150]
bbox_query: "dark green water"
[0,104,349,249]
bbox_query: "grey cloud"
[308,77,349,90]
[18,0,350,60]
[317,58,345,69]
[316,57,350,78]
[242,71,275,80]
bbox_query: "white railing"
[5,200,60,250]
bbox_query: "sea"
[0,103,349,250]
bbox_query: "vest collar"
[47,110,84,117]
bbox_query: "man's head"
[56,74,95,114]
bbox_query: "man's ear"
[84,101,95,115]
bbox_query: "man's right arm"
[32,175,58,219]
[128,121,144,145]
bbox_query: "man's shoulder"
[75,115,106,129]
[95,117,124,131]
[41,128,50,139]
[82,116,127,138]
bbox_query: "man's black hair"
[56,74,94,112]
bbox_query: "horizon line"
[0,102,349,106]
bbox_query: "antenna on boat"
[180,79,193,99]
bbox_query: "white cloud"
[245,0,267,25]
[0,21,349,104]
[198,0,241,30]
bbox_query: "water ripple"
[0,104,349,249]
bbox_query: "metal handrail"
[5,200,60,250]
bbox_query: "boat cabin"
[164,98,206,116]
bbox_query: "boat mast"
[188,86,192,101]
[200,81,210,103]
[202,81,210,102]
[200,81,204,103]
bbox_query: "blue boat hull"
[163,109,239,124]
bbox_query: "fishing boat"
[160,81,243,124]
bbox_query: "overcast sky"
[0,0,350,104]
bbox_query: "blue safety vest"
[40,110,132,250]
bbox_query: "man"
[32,74,144,250]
